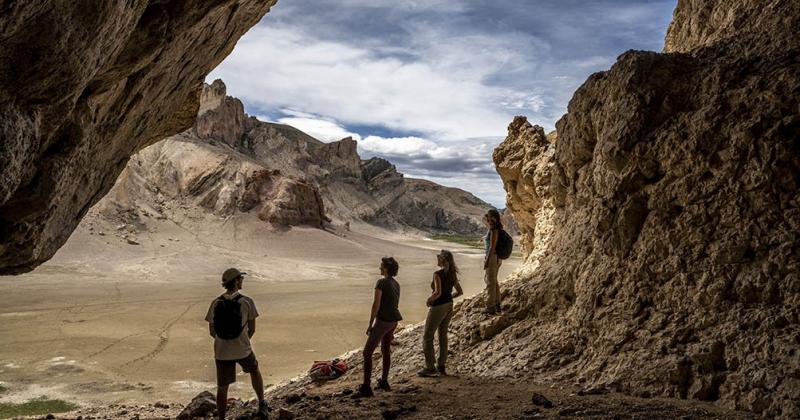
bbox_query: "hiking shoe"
[354,383,374,398]
[437,365,446,376]
[256,399,269,418]
[376,379,391,391]
[417,368,438,377]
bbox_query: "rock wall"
[481,0,799,416]
[493,117,556,269]
[0,0,276,274]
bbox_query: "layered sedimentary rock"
[96,81,491,235]
[0,0,276,274]
[98,136,326,229]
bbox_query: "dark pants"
[362,319,397,386]
[215,352,259,386]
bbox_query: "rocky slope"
[262,0,798,417]
[484,0,799,416]
[95,80,492,235]
[0,0,276,274]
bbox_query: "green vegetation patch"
[429,234,484,248]
[0,398,78,419]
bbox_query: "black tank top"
[430,269,455,306]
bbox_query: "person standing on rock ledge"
[418,250,464,377]
[356,257,403,398]
[483,209,503,314]
[205,268,269,419]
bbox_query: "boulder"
[177,391,216,420]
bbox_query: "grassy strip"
[0,399,78,419]
[429,234,484,248]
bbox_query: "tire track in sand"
[123,302,197,367]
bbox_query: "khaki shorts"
[215,352,259,386]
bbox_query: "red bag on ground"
[309,358,348,381]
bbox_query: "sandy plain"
[0,214,519,407]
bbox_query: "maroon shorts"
[215,352,259,386]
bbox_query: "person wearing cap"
[205,268,268,419]
[417,250,463,377]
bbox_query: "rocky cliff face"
[96,81,491,235]
[0,0,276,274]
[482,0,799,416]
[493,118,555,269]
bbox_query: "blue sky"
[208,0,677,207]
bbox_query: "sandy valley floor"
[0,214,519,407]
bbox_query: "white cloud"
[208,24,537,140]
[276,114,361,143]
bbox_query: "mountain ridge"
[92,79,495,236]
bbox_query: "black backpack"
[213,295,244,339]
[495,229,514,260]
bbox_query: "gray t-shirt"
[375,277,402,322]
[205,292,259,360]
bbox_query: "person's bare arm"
[368,288,382,335]
[248,319,256,338]
[427,274,442,307]
[453,280,464,299]
[209,323,216,338]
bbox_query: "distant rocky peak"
[323,136,359,158]
[194,80,247,148]
[360,157,398,181]
[198,79,228,116]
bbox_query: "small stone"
[277,408,295,419]
[577,386,609,396]
[531,393,554,408]
[126,238,139,245]
[45,415,55,420]
[285,393,302,404]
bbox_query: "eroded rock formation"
[493,117,555,269]
[96,81,490,235]
[483,0,799,415]
[0,0,276,274]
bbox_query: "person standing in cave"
[483,209,503,314]
[417,250,464,377]
[355,257,403,397]
[205,268,269,419]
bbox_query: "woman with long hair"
[483,209,503,314]
[356,257,402,397]
[417,250,463,377]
